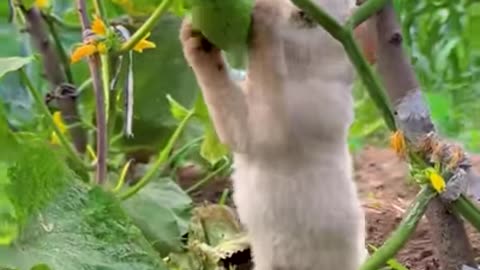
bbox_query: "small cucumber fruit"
[190,0,254,51]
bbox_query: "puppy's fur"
[180,0,366,269]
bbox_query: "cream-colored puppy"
[180,0,374,268]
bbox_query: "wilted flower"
[390,130,406,157]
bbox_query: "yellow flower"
[97,43,108,54]
[50,111,67,145]
[132,32,156,52]
[35,0,49,8]
[426,168,446,193]
[91,15,107,36]
[71,43,98,63]
[390,130,406,157]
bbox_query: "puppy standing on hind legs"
[180,0,376,269]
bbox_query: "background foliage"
[350,0,480,152]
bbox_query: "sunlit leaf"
[0,183,168,270]
[200,123,228,165]
[0,57,33,80]
[167,94,190,121]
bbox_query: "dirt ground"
[177,146,480,270]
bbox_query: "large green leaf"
[0,104,19,161]
[192,94,229,165]
[200,122,228,165]
[122,178,193,257]
[0,104,19,245]
[5,140,72,228]
[0,184,168,270]
[0,131,166,269]
[0,55,35,129]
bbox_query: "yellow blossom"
[390,130,406,157]
[426,168,446,193]
[97,43,108,54]
[50,111,67,145]
[71,43,98,63]
[35,0,49,8]
[132,32,156,53]
[91,15,107,36]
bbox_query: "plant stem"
[77,77,93,95]
[44,13,82,31]
[290,0,345,41]
[342,32,396,130]
[186,158,231,194]
[290,0,396,131]
[112,159,133,193]
[76,0,108,184]
[218,188,230,205]
[100,54,111,123]
[92,0,108,23]
[119,112,195,200]
[118,0,174,53]
[452,195,480,233]
[19,69,88,171]
[345,0,388,29]
[43,15,74,84]
[359,187,435,270]
[107,88,119,142]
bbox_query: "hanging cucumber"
[189,0,254,52]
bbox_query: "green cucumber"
[190,0,254,51]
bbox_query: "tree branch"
[22,6,87,154]
[369,2,477,269]
[76,0,108,184]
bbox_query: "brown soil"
[176,146,480,270]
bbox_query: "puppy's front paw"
[179,20,225,71]
[249,2,283,48]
